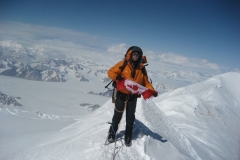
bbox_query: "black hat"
[131,46,143,57]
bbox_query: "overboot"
[124,125,133,147]
[108,124,118,143]
[124,135,132,147]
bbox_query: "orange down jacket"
[108,50,155,95]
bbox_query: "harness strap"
[114,95,129,113]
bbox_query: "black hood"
[131,46,143,58]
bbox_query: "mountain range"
[0,40,226,95]
[0,40,239,160]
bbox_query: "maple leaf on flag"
[116,78,158,100]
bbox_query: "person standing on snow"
[107,46,158,146]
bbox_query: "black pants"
[109,92,137,138]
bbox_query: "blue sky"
[0,0,239,69]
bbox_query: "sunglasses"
[132,52,140,57]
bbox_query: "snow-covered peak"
[2,72,239,160]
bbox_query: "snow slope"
[1,72,239,160]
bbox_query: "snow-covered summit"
[1,72,239,160]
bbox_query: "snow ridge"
[142,100,201,160]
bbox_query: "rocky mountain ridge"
[0,91,22,106]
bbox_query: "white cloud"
[0,21,221,71]
[0,21,112,50]
[107,43,127,54]
[0,22,119,61]
[158,53,189,64]
[157,52,220,70]
[199,59,219,70]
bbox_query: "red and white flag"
[116,78,158,100]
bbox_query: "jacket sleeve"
[108,61,124,80]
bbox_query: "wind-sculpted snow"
[7,100,154,160]
[142,100,201,160]
[0,66,240,159]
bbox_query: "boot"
[108,133,115,143]
[124,135,132,147]
[125,125,133,147]
[108,124,118,143]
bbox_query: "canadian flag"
[116,78,158,100]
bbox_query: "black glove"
[116,74,124,80]
[153,93,158,97]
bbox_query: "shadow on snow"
[117,119,167,143]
